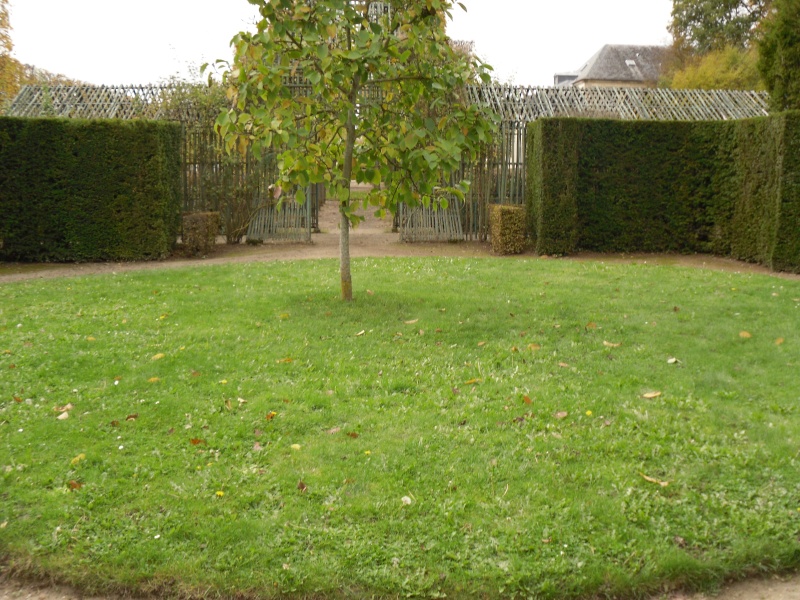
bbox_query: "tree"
[670,0,771,54]
[664,45,764,90]
[758,0,800,111]
[0,0,18,107]
[214,0,495,301]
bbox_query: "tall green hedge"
[0,117,181,262]
[526,111,800,272]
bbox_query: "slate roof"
[574,44,668,85]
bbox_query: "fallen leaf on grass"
[148,377,161,383]
[603,341,621,348]
[477,341,486,347]
[464,378,482,385]
[126,414,138,421]
[276,357,293,364]
[554,411,568,419]
[347,432,360,439]
[67,480,83,491]
[366,290,375,296]
[190,438,207,446]
[291,444,301,451]
[0,521,7,528]
[253,442,263,451]
[523,395,532,405]
[70,453,86,466]
[558,362,570,368]
[224,399,232,411]
[110,420,120,427]
[739,331,752,339]
[191,371,201,377]
[667,357,680,365]
[673,536,687,548]
[13,397,22,403]
[639,472,669,487]
[297,480,308,493]
[326,427,341,435]
[266,411,278,421]
[355,330,366,337]
[586,322,598,330]
[401,496,413,506]
[53,403,73,413]
[151,353,165,361]
[57,412,69,421]
[528,343,542,351]
[642,391,662,399]
[404,319,419,325]
[776,338,785,346]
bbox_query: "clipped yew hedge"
[526,111,800,272]
[0,117,181,262]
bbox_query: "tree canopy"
[758,0,800,111]
[215,0,496,300]
[670,0,772,54]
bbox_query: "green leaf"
[295,187,306,205]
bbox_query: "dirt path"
[2,197,797,284]
[1,198,799,598]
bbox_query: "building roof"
[573,44,668,85]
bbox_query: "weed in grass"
[1,258,799,598]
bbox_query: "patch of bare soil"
[1,199,798,598]
[1,200,798,284]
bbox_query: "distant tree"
[215,0,496,301]
[0,0,19,107]
[758,0,800,111]
[670,0,771,54]
[665,45,764,90]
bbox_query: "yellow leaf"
[739,331,752,339]
[776,338,785,346]
[586,322,598,330]
[528,343,542,351]
[276,357,294,364]
[224,399,232,411]
[355,330,366,337]
[558,362,570,368]
[291,444,302,451]
[86,336,96,342]
[404,319,419,325]
[70,453,86,466]
[219,379,228,385]
[639,472,669,487]
[151,353,165,361]
[215,490,225,497]
[464,378,482,385]
[642,391,662,399]
[603,341,621,348]
[477,341,486,347]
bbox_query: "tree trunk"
[339,206,352,301]
[339,79,359,302]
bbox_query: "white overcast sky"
[7,0,673,87]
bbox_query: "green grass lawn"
[1,257,799,599]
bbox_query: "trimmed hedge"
[0,117,181,262]
[182,212,220,256]
[489,204,527,255]
[526,111,800,272]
